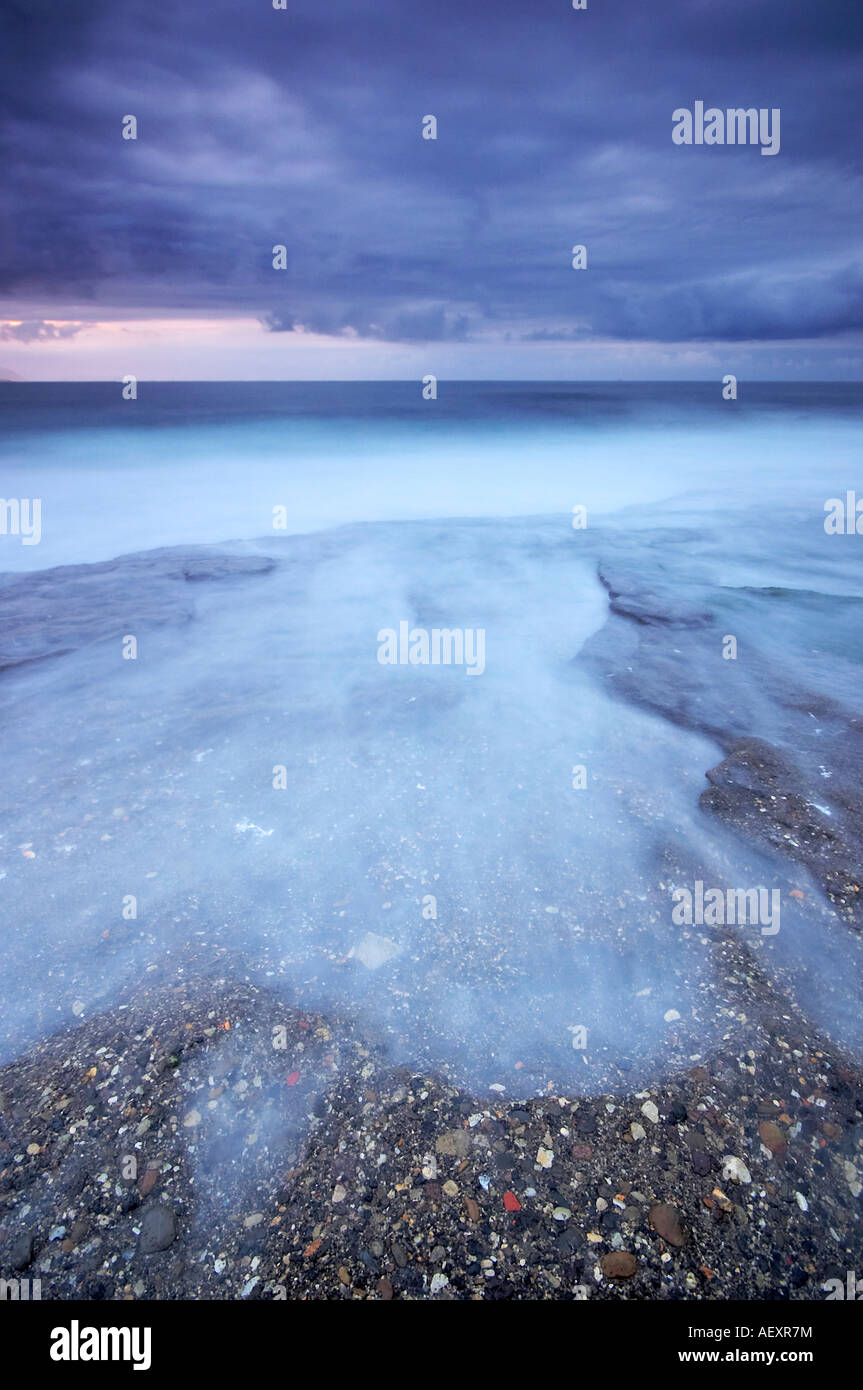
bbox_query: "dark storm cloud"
[0,0,861,345]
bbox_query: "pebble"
[649,1203,686,1247]
[641,1101,659,1125]
[600,1251,637,1279]
[442,1180,458,1197]
[536,1146,553,1168]
[722,1156,752,1184]
[332,1184,347,1203]
[8,1234,34,1270]
[630,1122,646,1141]
[139,1205,176,1254]
[758,1121,787,1155]
[139,1166,159,1197]
[552,1207,572,1221]
[430,1273,449,1294]
[436,1130,471,1158]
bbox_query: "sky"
[0,0,861,380]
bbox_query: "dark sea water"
[1,381,862,1093]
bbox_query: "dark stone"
[139,1204,176,1254]
[556,1228,580,1255]
[8,1234,33,1270]
[84,1279,112,1300]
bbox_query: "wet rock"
[759,1121,787,1155]
[600,1251,637,1279]
[700,738,863,925]
[8,1233,34,1270]
[60,1219,89,1253]
[722,1156,752,1184]
[649,1203,686,1247]
[139,1165,159,1197]
[597,564,713,629]
[139,1205,176,1254]
[435,1129,471,1159]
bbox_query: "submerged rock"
[139,1204,176,1254]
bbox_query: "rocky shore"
[1,516,862,1300]
[1,961,860,1301]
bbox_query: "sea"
[1,381,861,1092]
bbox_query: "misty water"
[1,383,862,1096]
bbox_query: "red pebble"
[286,1071,300,1086]
[503,1191,521,1212]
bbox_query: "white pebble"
[722,1156,752,1184]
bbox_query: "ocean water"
[1,381,862,1092]
[1,381,861,572]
